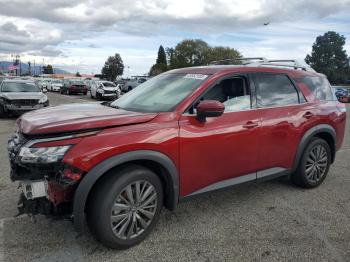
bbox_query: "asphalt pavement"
[0,92,349,262]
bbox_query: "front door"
[179,75,261,196]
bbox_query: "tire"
[128,87,132,92]
[0,105,5,117]
[292,137,331,188]
[87,165,163,249]
[96,92,102,100]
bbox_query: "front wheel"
[0,105,5,117]
[292,138,331,188]
[87,165,163,249]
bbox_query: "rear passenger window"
[255,74,299,107]
[299,76,334,101]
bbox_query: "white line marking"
[337,148,350,153]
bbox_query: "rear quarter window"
[298,76,335,101]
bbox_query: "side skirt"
[184,167,290,198]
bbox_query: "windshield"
[53,80,62,84]
[111,73,208,112]
[70,80,84,85]
[1,82,40,92]
[102,82,116,87]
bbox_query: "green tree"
[156,45,167,65]
[43,64,53,74]
[305,31,349,84]
[204,46,242,64]
[149,45,168,76]
[101,53,124,81]
[166,47,175,68]
[171,39,209,68]
[166,39,242,69]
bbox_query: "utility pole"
[28,61,31,76]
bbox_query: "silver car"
[0,80,49,117]
[90,80,121,100]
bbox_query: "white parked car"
[90,81,121,100]
[48,79,63,92]
[41,79,51,89]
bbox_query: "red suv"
[8,59,346,249]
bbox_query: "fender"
[72,150,179,232]
[292,124,336,172]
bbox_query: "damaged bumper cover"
[8,132,82,216]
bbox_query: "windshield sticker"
[184,74,208,80]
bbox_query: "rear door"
[252,73,318,176]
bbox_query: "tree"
[156,45,167,65]
[43,64,53,74]
[76,72,82,77]
[101,53,124,81]
[171,39,209,68]
[204,46,242,65]
[305,31,349,84]
[165,39,242,69]
[149,45,168,76]
[166,47,175,68]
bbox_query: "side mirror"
[196,100,225,122]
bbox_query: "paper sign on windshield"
[184,74,208,80]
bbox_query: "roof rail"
[209,57,316,72]
[209,57,268,65]
[261,60,316,72]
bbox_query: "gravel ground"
[0,92,349,262]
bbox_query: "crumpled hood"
[1,92,45,100]
[18,103,158,135]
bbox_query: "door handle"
[303,111,313,119]
[243,121,258,129]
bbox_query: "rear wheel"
[292,138,331,188]
[87,165,163,249]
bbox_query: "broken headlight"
[18,145,71,164]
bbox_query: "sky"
[0,0,349,76]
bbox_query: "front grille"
[10,99,39,106]
[104,90,116,94]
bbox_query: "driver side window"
[189,76,251,114]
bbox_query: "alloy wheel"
[110,180,158,240]
[305,144,328,183]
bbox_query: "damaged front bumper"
[8,132,81,217]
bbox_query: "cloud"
[1,0,350,33]
[0,0,350,74]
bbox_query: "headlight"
[97,88,104,94]
[0,97,9,103]
[39,96,48,104]
[19,145,71,163]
